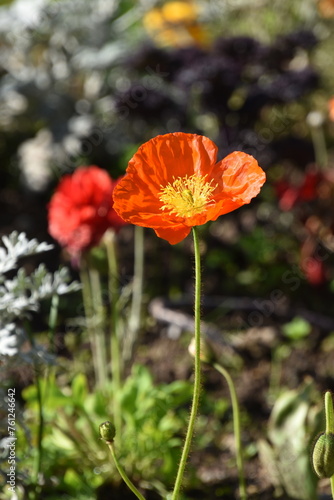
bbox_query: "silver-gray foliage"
[0,231,53,274]
[0,231,80,357]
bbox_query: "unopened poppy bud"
[312,432,334,478]
[99,421,116,443]
[188,337,214,364]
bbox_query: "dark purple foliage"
[113,29,319,163]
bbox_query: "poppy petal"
[154,225,191,244]
[126,132,218,186]
[213,151,266,202]
[113,174,165,227]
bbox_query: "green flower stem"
[33,372,44,492]
[48,293,59,352]
[311,124,328,169]
[325,391,334,500]
[40,293,60,496]
[127,226,144,360]
[80,267,104,389]
[325,391,334,435]
[212,362,247,500]
[106,440,146,500]
[105,232,122,434]
[24,322,43,499]
[88,267,108,386]
[171,226,202,500]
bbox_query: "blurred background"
[1,0,334,291]
[2,0,334,318]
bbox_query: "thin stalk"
[88,267,108,386]
[311,124,328,169]
[80,267,103,389]
[105,232,122,434]
[44,293,60,430]
[330,476,334,500]
[213,362,247,500]
[127,225,144,360]
[24,322,44,498]
[325,391,334,435]
[33,372,44,493]
[268,345,289,404]
[171,227,202,500]
[325,391,334,500]
[39,293,60,494]
[44,294,60,418]
[48,293,59,352]
[106,440,146,500]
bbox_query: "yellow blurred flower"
[328,97,334,121]
[143,1,209,48]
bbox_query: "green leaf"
[282,317,311,341]
[71,373,89,406]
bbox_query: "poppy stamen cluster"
[159,174,217,218]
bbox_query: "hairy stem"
[107,440,146,500]
[171,226,202,500]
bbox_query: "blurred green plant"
[269,317,312,400]
[258,381,322,500]
[19,364,193,499]
[312,391,334,498]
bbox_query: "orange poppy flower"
[113,133,266,244]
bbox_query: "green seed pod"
[99,421,116,443]
[312,432,334,478]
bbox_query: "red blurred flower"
[301,243,327,286]
[300,219,327,285]
[275,180,299,211]
[113,132,266,244]
[48,166,127,257]
[302,257,327,285]
[299,170,322,200]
